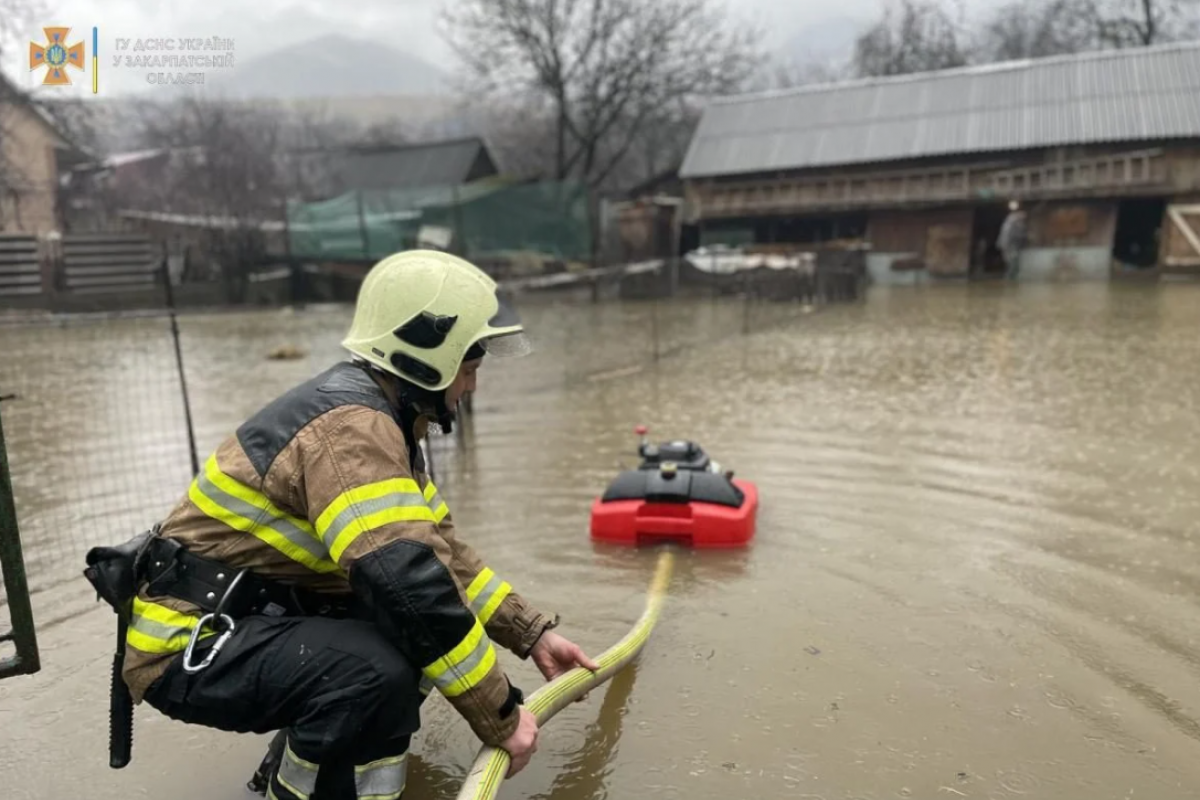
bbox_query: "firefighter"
[118,250,598,800]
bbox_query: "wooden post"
[38,232,62,299]
[651,298,660,362]
[282,196,294,267]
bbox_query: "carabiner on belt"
[182,613,236,674]
[181,567,248,675]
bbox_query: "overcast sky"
[5,0,1001,97]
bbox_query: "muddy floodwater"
[2,283,1200,800]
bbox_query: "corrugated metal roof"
[335,136,496,190]
[680,41,1200,179]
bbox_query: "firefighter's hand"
[530,630,599,682]
[501,707,539,778]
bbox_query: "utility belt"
[83,526,355,769]
[85,526,354,626]
[142,534,354,621]
[143,534,357,674]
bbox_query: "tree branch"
[442,0,762,190]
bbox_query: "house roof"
[102,148,168,168]
[679,40,1200,180]
[0,72,74,150]
[334,136,497,190]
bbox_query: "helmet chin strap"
[395,377,455,436]
[361,345,488,440]
[416,342,484,435]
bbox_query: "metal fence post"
[160,258,200,478]
[0,401,41,679]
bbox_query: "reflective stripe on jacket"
[123,361,554,746]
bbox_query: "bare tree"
[853,0,970,77]
[442,0,762,192]
[456,98,559,181]
[629,103,699,184]
[1090,0,1200,46]
[0,0,38,53]
[127,96,293,300]
[2,0,107,233]
[855,0,1199,77]
[974,0,1101,60]
[765,57,850,90]
[748,54,854,91]
[0,0,45,218]
[266,102,360,201]
[356,117,412,148]
[973,0,1199,63]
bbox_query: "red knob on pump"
[635,425,649,452]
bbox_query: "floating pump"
[589,425,758,548]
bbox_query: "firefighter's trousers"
[144,615,423,800]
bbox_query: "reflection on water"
[2,282,1200,800]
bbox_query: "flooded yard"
[2,281,1199,800]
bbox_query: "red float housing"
[589,427,758,549]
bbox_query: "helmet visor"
[477,295,532,358]
[479,330,533,358]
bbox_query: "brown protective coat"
[124,401,553,746]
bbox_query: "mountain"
[206,33,450,99]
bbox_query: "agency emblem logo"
[29,27,85,86]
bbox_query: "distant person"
[85,250,597,800]
[997,201,1028,281]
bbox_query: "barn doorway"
[970,203,1009,278]
[1112,198,1166,269]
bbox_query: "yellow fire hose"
[454,546,677,800]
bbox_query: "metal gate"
[0,401,40,679]
[1163,204,1200,271]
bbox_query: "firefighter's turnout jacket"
[123,361,554,745]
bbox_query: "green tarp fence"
[286,179,593,262]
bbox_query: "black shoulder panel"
[236,361,397,478]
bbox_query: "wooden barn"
[679,41,1200,283]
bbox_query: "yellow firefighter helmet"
[342,250,530,392]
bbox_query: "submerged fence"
[0,258,864,677]
[0,312,201,646]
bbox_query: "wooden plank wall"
[0,235,42,299]
[868,208,974,276]
[1163,204,1200,269]
[60,233,159,295]
[1031,202,1117,248]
